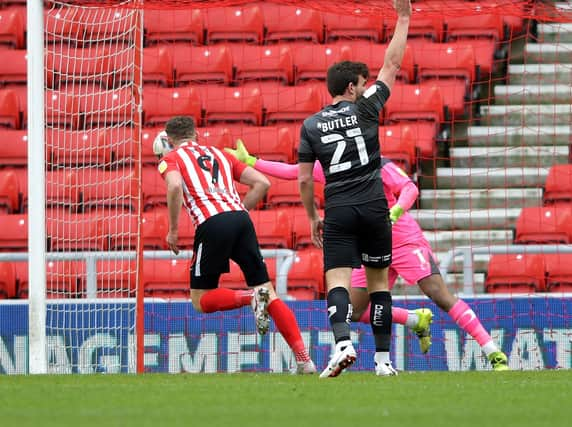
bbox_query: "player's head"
[165,116,197,146]
[326,61,370,100]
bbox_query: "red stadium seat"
[143,258,190,299]
[543,164,572,206]
[260,3,324,44]
[266,176,324,208]
[413,42,477,83]
[200,85,263,126]
[47,129,111,167]
[345,41,414,83]
[94,259,137,298]
[142,209,169,250]
[98,126,136,166]
[76,168,137,212]
[143,86,202,127]
[413,42,476,117]
[230,126,295,163]
[142,165,166,210]
[105,211,139,251]
[0,48,27,85]
[514,206,572,244]
[143,46,174,87]
[205,5,264,44]
[323,11,383,43]
[248,208,293,249]
[260,84,323,125]
[146,206,196,249]
[44,7,84,44]
[0,129,27,167]
[379,125,417,174]
[230,44,294,85]
[169,44,233,86]
[144,9,204,45]
[47,45,113,89]
[0,169,20,213]
[287,247,324,299]
[0,213,26,251]
[290,206,324,249]
[383,83,445,124]
[384,7,444,42]
[0,8,24,48]
[0,261,16,299]
[78,87,135,129]
[195,126,234,150]
[292,43,352,84]
[0,89,20,129]
[75,7,139,44]
[485,253,546,293]
[15,260,83,299]
[46,211,107,252]
[545,253,572,293]
[445,12,504,43]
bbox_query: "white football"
[152,130,172,158]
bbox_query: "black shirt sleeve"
[297,123,316,163]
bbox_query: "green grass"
[1,371,571,427]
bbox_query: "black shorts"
[190,211,270,290]
[323,202,392,271]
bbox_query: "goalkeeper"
[226,140,509,371]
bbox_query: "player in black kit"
[298,0,412,378]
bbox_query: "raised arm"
[377,0,412,91]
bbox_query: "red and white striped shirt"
[158,142,247,226]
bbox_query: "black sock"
[326,287,352,344]
[370,291,392,352]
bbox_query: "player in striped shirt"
[156,116,316,374]
[225,140,509,371]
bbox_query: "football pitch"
[1,371,571,427]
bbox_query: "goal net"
[4,0,570,375]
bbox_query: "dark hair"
[326,61,370,97]
[165,116,196,141]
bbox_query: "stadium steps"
[493,84,572,104]
[524,43,572,62]
[435,167,549,188]
[423,230,513,252]
[538,23,572,42]
[419,188,543,209]
[449,146,569,168]
[507,63,572,85]
[467,125,571,146]
[409,208,521,230]
[479,104,572,126]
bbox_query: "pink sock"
[358,303,409,325]
[448,299,493,347]
[199,288,252,313]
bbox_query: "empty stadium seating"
[230,126,295,163]
[345,41,414,83]
[143,258,190,298]
[144,9,204,45]
[258,84,323,124]
[199,85,263,126]
[287,247,324,299]
[290,206,324,249]
[248,209,293,249]
[0,48,27,85]
[15,260,83,299]
[94,259,137,298]
[545,253,572,292]
[379,124,417,174]
[0,261,16,299]
[204,5,264,44]
[322,11,383,43]
[260,3,324,44]
[0,168,20,213]
[0,213,26,250]
[0,88,20,128]
[514,205,572,244]
[143,86,202,127]
[543,164,572,205]
[46,211,106,252]
[169,44,233,85]
[0,8,24,48]
[230,44,293,85]
[266,176,324,208]
[485,253,546,293]
[292,43,352,84]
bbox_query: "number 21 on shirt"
[321,127,368,174]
